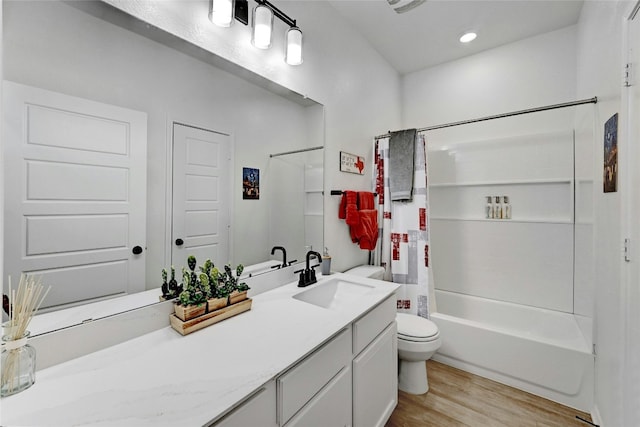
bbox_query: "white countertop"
[0,273,399,426]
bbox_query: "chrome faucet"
[296,250,322,287]
[271,246,287,269]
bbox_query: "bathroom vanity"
[0,273,400,427]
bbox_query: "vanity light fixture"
[252,2,274,48]
[210,0,303,65]
[209,0,235,27]
[459,32,477,43]
[285,26,303,65]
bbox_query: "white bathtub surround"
[431,290,594,411]
[374,134,434,318]
[0,273,400,426]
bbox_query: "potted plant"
[160,266,183,301]
[223,264,250,305]
[174,256,208,321]
[202,259,228,312]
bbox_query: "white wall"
[3,0,318,288]
[403,26,578,143]
[102,0,403,273]
[575,1,637,425]
[403,27,587,314]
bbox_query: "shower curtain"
[374,133,433,319]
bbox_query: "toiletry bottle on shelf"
[486,196,494,219]
[494,196,502,219]
[503,196,511,219]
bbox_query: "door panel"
[3,81,147,309]
[172,124,230,268]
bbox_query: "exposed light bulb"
[252,5,273,49]
[209,0,234,28]
[285,27,303,65]
[459,32,477,43]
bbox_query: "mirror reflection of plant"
[161,266,183,299]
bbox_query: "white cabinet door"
[212,382,277,427]
[172,123,231,267]
[285,366,352,427]
[353,322,398,427]
[3,81,147,309]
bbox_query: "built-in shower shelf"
[429,178,572,188]
[430,217,573,224]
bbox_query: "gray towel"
[389,129,416,201]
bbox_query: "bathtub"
[431,289,594,411]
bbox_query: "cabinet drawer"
[353,295,395,355]
[211,381,276,427]
[285,366,352,427]
[278,328,351,425]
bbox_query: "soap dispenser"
[321,247,332,276]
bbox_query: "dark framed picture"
[603,113,618,193]
[242,167,259,200]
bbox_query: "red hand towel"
[358,191,375,210]
[355,209,378,250]
[344,191,359,226]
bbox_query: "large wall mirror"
[2,0,324,334]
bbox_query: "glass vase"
[1,331,36,397]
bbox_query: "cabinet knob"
[132,246,143,255]
[175,238,184,246]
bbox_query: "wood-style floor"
[385,361,593,427]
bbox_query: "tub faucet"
[271,246,287,268]
[296,250,322,287]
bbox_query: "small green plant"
[177,256,209,307]
[176,256,249,305]
[217,264,249,295]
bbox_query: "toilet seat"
[396,313,439,342]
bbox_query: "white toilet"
[344,266,442,395]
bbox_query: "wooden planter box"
[207,297,228,312]
[170,299,252,336]
[174,303,206,321]
[229,290,248,305]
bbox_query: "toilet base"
[398,359,429,395]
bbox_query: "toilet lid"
[396,313,439,340]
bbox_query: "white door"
[172,123,231,269]
[3,81,147,309]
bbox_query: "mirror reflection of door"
[171,123,231,269]
[3,82,147,310]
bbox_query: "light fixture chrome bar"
[375,97,598,139]
[269,145,323,158]
[255,0,296,27]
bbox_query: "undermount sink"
[293,279,374,309]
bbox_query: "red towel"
[339,191,378,250]
[338,191,359,226]
[358,191,375,210]
[355,210,378,250]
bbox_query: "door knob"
[175,238,184,246]
[132,245,143,255]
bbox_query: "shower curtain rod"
[269,145,323,158]
[374,96,598,140]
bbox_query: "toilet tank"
[344,265,385,280]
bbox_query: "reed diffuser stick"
[1,274,50,395]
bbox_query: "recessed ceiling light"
[459,32,477,43]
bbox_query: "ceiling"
[326,0,584,75]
